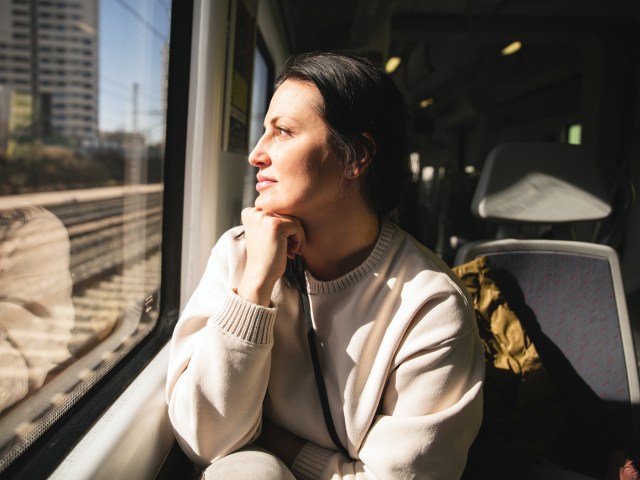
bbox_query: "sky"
[98,0,171,144]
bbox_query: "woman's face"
[248,79,344,219]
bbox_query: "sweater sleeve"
[165,231,277,465]
[292,290,485,480]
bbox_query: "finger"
[241,206,262,225]
[287,235,303,259]
[276,218,305,258]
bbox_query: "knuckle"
[241,207,253,220]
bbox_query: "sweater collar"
[305,220,397,295]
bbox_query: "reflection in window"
[0,0,171,472]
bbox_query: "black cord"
[287,257,351,458]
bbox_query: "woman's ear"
[344,132,377,179]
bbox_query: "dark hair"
[275,52,409,217]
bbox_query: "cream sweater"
[166,220,484,479]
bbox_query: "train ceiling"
[274,0,638,119]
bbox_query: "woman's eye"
[275,126,289,137]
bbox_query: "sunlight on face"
[248,80,345,219]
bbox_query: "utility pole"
[132,82,139,134]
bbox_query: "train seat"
[454,142,639,479]
[456,240,639,479]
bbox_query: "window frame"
[0,0,193,476]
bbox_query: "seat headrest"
[472,143,611,223]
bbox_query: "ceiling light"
[385,57,401,73]
[501,41,522,56]
[419,98,434,109]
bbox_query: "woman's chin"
[254,198,298,217]
[254,197,279,212]
[253,196,270,210]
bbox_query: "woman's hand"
[237,207,305,306]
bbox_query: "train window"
[0,0,172,472]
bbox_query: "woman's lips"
[256,174,276,191]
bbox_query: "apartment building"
[0,0,98,144]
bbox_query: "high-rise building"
[0,0,99,144]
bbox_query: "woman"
[166,52,484,479]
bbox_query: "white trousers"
[202,446,296,480]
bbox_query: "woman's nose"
[248,135,270,167]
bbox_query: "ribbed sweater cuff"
[291,442,334,480]
[212,291,276,344]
